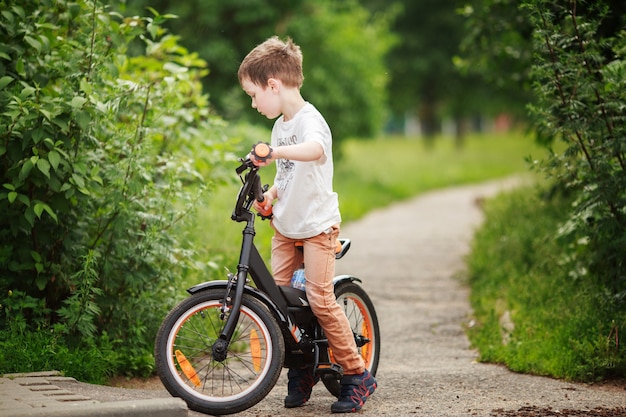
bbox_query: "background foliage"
[464,0,626,380]
[525,0,626,300]
[1,0,624,385]
[116,0,396,149]
[0,0,232,379]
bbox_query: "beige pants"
[271,224,365,375]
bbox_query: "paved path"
[232,176,624,416]
[2,177,624,417]
[0,371,186,417]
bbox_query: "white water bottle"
[291,268,306,291]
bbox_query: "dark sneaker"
[330,369,377,413]
[284,367,319,408]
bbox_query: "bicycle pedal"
[314,362,343,378]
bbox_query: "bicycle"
[154,152,380,415]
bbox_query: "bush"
[0,0,231,378]
[525,0,626,302]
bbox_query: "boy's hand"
[253,191,274,217]
[250,142,273,166]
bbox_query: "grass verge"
[0,130,551,384]
[466,185,626,381]
[181,131,543,289]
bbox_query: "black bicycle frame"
[207,160,305,362]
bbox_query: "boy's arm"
[251,141,324,166]
[274,141,324,162]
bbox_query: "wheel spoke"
[156,290,284,415]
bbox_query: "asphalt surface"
[2,177,624,417]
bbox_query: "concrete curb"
[0,372,188,417]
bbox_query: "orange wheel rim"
[250,328,262,372]
[361,320,371,364]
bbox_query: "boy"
[238,36,377,413]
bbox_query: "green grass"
[335,131,542,221]
[7,129,618,384]
[185,130,626,382]
[181,131,545,289]
[467,186,626,381]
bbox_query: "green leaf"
[71,173,85,188]
[20,85,36,98]
[39,108,53,121]
[8,191,17,203]
[71,96,87,108]
[80,78,92,95]
[43,137,55,149]
[17,194,30,206]
[1,10,14,24]
[43,204,58,223]
[24,35,42,53]
[0,75,13,90]
[15,58,24,76]
[48,150,61,170]
[35,275,47,291]
[11,5,25,19]
[19,160,34,181]
[33,202,57,222]
[163,62,188,75]
[24,207,35,227]
[34,202,44,218]
[74,110,91,130]
[30,251,42,262]
[31,129,45,144]
[36,158,51,178]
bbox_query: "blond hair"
[238,36,304,88]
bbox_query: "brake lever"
[236,158,253,175]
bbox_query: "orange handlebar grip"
[256,196,273,217]
[257,204,273,217]
[252,142,272,161]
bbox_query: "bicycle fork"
[211,218,306,363]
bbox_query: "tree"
[116,0,395,146]
[458,0,535,115]
[462,0,626,294]
[363,0,515,140]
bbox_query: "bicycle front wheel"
[155,289,284,415]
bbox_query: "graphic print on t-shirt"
[275,134,297,192]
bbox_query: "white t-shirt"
[270,103,341,239]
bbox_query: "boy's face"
[241,78,281,120]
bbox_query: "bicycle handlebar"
[232,158,272,222]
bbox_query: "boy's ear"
[267,78,280,92]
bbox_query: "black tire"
[155,289,285,415]
[322,280,381,397]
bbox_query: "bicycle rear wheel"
[155,289,284,415]
[322,280,380,397]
